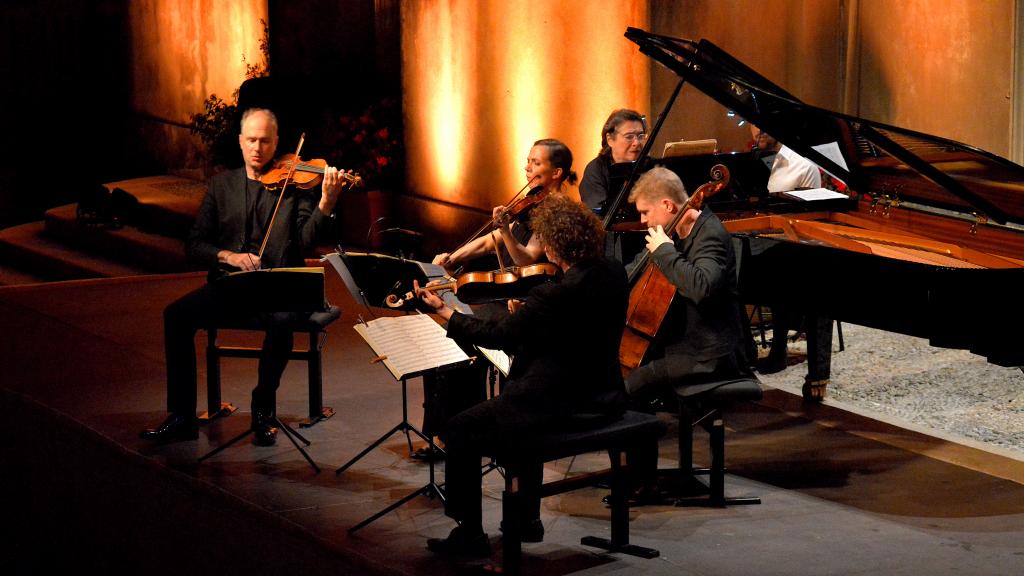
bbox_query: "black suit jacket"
[629,207,743,364]
[186,167,333,270]
[446,257,628,426]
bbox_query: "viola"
[260,153,362,190]
[385,263,560,308]
[619,164,730,376]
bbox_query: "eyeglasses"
[617,131,647,143]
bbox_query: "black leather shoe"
[140,413,198,443]
[499,518,544,543]
[252,412,278,446]
[426,526,491,557]
[757,355,788,374]
[410,446,445,462]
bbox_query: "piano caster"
[802,378,829,402]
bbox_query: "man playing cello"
[624,166,750,500]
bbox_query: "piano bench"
[493,410,666,575]
[203,305,341,428]
[669,376,763,507]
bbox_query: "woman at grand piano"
[579,108,646,216]
[432,138,578,272]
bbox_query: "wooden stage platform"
[2,271,1023,575]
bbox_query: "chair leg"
[581,448,660,558]
[709,410,725,505]
[674,404,761,507]
[301,330,334,427]
[502,471,522,575]
[201,327,236,422]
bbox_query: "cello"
[619,164,730,376]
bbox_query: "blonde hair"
[628,166,688,205]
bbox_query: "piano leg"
[802,315,834,402]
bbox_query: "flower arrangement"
[323,97,404,190]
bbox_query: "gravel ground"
[754,322,1024,457]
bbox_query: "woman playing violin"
[433,138,578,272]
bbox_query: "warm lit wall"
[129,0,268,172]
[650,0,1016,161]
[855,0,1014,157]
[652,0,845,154]
[400,0,649,247]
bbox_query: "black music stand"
[323,251,448,311]
[338,313,473,533]
[199,415,320,473]
[336,376,446,533]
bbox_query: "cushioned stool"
[672,376,763,506]
[495,410,666,575]
[204,305,341,427]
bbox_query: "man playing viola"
[416,194,628,556]
[141,108,347,445]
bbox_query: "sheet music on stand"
[354,314,472,380]
[476,346,511,377]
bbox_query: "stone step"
[100,174,207,238]
[0,262,48,287]
[44,204,189,274]
[0,221,148,281]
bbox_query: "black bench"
[204,305,341,427]
[496,410,667,574]
[671,376,763,506]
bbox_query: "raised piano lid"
[625,27,1024,229]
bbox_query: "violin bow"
[258,133,305,263]
[447,175,540,268]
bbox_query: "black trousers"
[440,397,552,531]
[163,282,294,416]
[624,351,747,489]
[769,305,834,381]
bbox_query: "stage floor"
[2,271,1023,575]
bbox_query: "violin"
[260,153,362,190]
[385,263,560,308]
[493,184,548,226]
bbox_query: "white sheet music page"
[354,314,471,380]
[476,346,511,377]
[779,187,849,201]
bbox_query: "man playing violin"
[624,167,750,500]
[141,108,348,445]
[416,194,628,556]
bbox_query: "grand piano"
[609,29,1024,397]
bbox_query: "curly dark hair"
[531,195,605,265]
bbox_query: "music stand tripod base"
[335,378,446,533]
[198,416,320,473]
